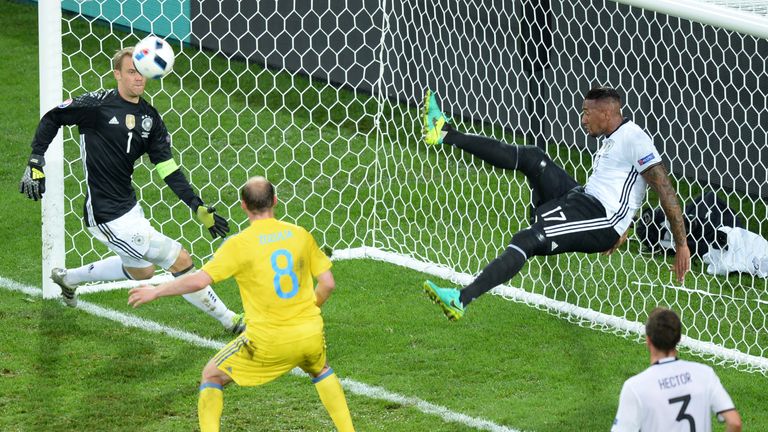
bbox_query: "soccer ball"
[132,35,175,79]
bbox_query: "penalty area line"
[0,275,522,432]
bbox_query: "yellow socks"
[313,369,355,432]
[198,382,224,432]
[197,372,353,431]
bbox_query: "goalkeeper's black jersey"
[31,89,173,226]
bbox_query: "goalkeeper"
[19,47,245,334]
[421,87,690,321]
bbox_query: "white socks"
[181,288,236,327]
[65,258,236,329]
[65,256,127,285]
[174,267,236,328]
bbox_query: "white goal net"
[46,0,767,373]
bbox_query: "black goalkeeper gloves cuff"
[196,204,230,239]
[19,154,46,201]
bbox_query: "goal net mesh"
[57,0,767,373]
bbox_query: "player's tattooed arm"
[642,163,690,284]
[641,164,687,246]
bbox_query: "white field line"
[0,275,521,432]
[74,274,174,295]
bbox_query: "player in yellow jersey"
[127,176,355,432]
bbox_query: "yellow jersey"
[201,218,332,336]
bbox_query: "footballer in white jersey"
[584,119,662,236]
[420,87,690,321]
[612,358,736,432]
[612,308,741,432]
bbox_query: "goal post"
[43,0,768,374]
[39,0,64,299]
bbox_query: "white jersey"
[611,357,736,432]
[703,226,768,277]
[584,120,661,235]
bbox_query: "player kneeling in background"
[19,47,244,334]
[128,177,355,432]
[612,307,741,432]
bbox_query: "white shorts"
[87,204,182,270]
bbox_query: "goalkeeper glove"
[196,205,230,239]
[19,154,46,201]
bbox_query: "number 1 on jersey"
[271,249,299,299]
[126,131,133,153]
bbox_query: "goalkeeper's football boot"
[423,280,465,321]
[423,90,451,145]
[51,268,78,307]
[228,313,246,334]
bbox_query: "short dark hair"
[584,86,621,103]
[240,177,275,212]
[645,307,682,351]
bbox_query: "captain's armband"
[155,158,179,179]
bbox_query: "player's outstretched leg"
[51,255,131,307]
[172,264,246,334]
[165,247,246,334]
[51,268,78,307]
[423,280,465,321]
[446,128,552,176]
[423,227,547,320]
[447,133,578,210]
[423,89,451,145]
[422,91,562,180]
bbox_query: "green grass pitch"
[2,0,767,430]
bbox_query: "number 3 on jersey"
[668,395,695,431]
[271,249,299,299]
